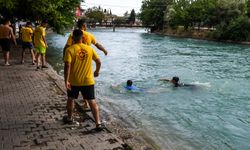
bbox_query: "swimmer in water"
[124,80,142,91]
[159,76,195,87]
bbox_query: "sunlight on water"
[47,28,250,150]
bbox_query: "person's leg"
[29,43,35,64]
[41,53,46,66]
[88,99,101,126]
[81,85,101,127]
[41,47,47,68]
[83,99,90,108]
[36,53,41,69]
[64,86,79,123]
[67,98,75,120]
[5,39,11,65]
[21,48,25,64]
[30,49,35,64]
[4,51,10,65]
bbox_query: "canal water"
[46,28,250,150]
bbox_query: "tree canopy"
[0,0,83,33]
[128,9,136,24]
[85,6,105,25]
[140,0,250,41]
[139,0,173,29]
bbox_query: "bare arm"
[42,35,48,47]
[64,62,71,89]
[93,58,101,77]
[95,43,108,55]
[63,45,70,59]
[159,78,171,81]
[10,28,17,45]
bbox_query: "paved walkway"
[0,49,128,150]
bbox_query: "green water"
[46,28,250,150]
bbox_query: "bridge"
[89,24,151,28]
[89,24,152,32]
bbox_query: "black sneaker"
[95,123,105,132]
[42,65,48,68]
[63,116,73,124]
[62,116,79,125]
[36,66,41,71]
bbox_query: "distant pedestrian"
[64,29,104,131]
[20,22,35,64]
[63,19,108,110]
[0,18,17,66]
[34,20,48,70]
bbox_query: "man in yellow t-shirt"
[20,22,35,64]
[63,19,108,109]
[63,19,108,57]
[64,29,103,131]
[34,20,48,70]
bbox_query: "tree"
[140,0,173,30]
[85,7,105,25]
[114,17,125,26]
[128,9,136,24]
[247,0,250,17]
[0,0,83,33]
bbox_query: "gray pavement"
[0,49,128,150]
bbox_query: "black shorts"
[0,39,11,51]
[22,42,34,50]
[67,85,95,100]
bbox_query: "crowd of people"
[0,18,108,131]
[0,19,48,68]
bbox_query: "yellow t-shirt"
[64,43,99,86]
[21,27,33,42]
[66,30,97,46]
[34,26,46,47]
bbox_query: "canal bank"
[0,45,156,150]
[160,27,250,45]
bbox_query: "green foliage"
[164,0,250,41]
[85,7,105,25]
[0,0,83,33]
[128,9,136,24]
[140,0,173,29]
[114,17,125,26]
[247,0,250,17]
[213,16,250,41]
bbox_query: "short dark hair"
[73,29,83,42]
[77,19,87,28]
[127,80,133,86]
[172,76,179,83]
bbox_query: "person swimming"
[159,76,195,87]
[124,80,142,91]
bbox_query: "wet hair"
[127,80,133,86]
[77,19,87,29]
[172,76,179,83]
[73,29,83,42]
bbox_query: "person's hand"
[103,50,108,56]
[65,81,71,90]
[94,71,99,77]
